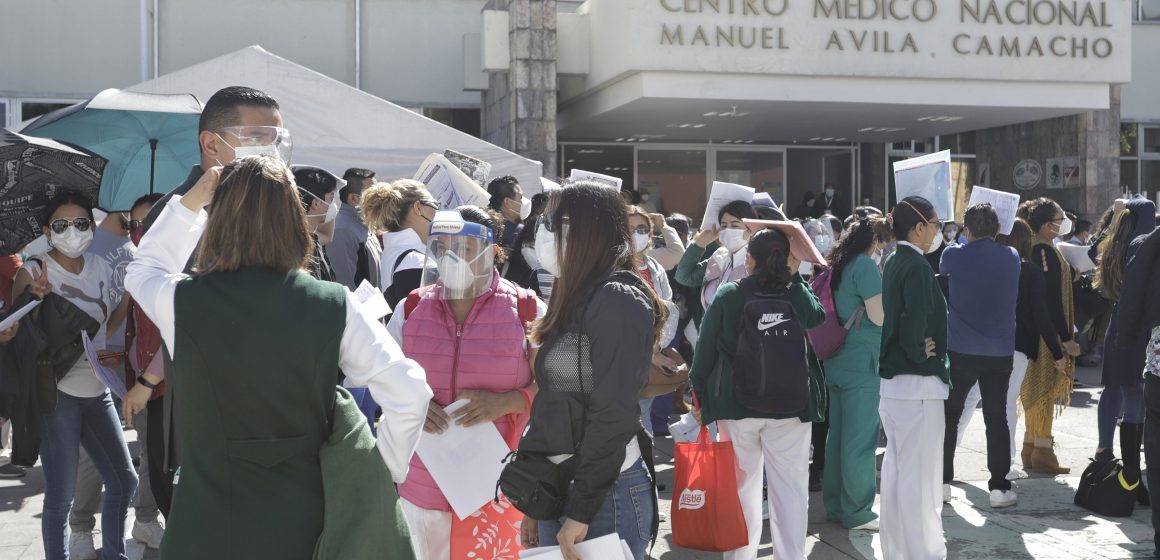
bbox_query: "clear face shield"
[215,125,293,163]
[420,212,496,300]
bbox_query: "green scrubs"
[822,254,883,528]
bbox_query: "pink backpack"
[807,266,864,360]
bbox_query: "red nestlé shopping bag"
[671,423,749,551]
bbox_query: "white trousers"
[879,397,947,560]
[718,417,811,560]
[955,351,1030,468]
[400,497,451,560]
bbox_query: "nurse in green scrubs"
[821,217,892,531]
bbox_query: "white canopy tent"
[125,45,544,194]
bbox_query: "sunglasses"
[539,212,567,234]
[49,218,92,235]
[631,225,651,235]
[124,219,144,233]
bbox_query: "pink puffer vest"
[398,273,533,512]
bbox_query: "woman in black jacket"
[516,182,666,560]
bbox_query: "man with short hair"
[940,203,1022,508]
[327,169,382,291]
[486,175,532,286]
[292,165,343,283]
[813,182,849,220]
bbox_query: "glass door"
[713,149,786,207]
[637,148,708,218]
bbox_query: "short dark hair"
[486,176,520,211]
[719,200,756,223]
[292,165,341,211]
[339,169,375,206]
[963,203,1000,239]
[343,168,374,181]
[889,196,936,241]
[198,86,280,133]
[1074,219,1093,235]
[131,193,165,214]
[42,191,95,225]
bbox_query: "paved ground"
[1,365,1155,559]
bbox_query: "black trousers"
[943,351,1014,492]
[1143,375,1160,547]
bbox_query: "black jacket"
[517,271,658,524]
[0,291,99,466]
[1117,228,1160,347]
[1014,260,1065,361]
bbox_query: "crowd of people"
[0,84,1158,560]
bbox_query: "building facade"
[1,0,1155,220]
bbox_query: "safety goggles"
[216,126,292,147]
[49,217,92,234]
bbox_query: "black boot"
[1121,422,1148,506]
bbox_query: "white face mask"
[944,227,959,241]
[438,251,489,294]
[632,232,650,254]
[301,189,339,224]
[534,223,565,277]
[1058,217,1073,237]
[50,227,94,259]
[872,249,883,266]
[519,197,532,221]
[719,228,748,253]
[927,228,944,254]
[825,188,835,198]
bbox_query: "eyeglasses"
[540,212,567,233]
[49,218,92,235]
[631,225,651,235]
[126,219,144,233]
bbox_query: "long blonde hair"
[195,156,311,274]
[359,179,436,232]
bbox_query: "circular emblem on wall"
[1012,159,1042,190]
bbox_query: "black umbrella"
[0,129,106,255]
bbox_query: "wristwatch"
[137,375,159,390]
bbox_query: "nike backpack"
[730,280,811,415]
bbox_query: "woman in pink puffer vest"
[385,206,542,560]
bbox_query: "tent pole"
[149,138,158,194]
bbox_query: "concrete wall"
[0,0,487,108]
[1121,24,1160,122]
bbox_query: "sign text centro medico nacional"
[592,0,1130,83]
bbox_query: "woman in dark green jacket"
[877,196,950,560]
[689,227,825,560]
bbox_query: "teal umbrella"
[21,88,202,211]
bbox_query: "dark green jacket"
[689,275,827,424]
[879,244,950,384]
[673,241,720,326]
[314,387,414,560]
[163,267,347,560]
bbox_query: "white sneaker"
[69,530,98,560]
[943,484,952,503]
[132,520,165,549]
[1006,467,1028,481]
[659,511,668,523]
[851,518,879,531]
[990,489,1018,508]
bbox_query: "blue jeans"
[538,460,655,559]
[1098,383,1145,449]
[40,390,138,560]
[638,398,654,436]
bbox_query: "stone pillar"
[1079,85,1122,219]
[481,0,558,179]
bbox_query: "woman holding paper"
[385,205,543,560]
[516,182,666,560]
[1016,197,1081,474]
[675,199,757,317]
[1092,199,1156,494]
[9,191,136,560]
[878,196,949,560]
[689,221,826,560]
[360,179,441,309]
[124,156,431,559]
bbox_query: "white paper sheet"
[0,299,39,332]
[893,150,953,221]
[518,534,633,559]
[353,279,391,320]
[751,192,777,208]
[83,330,127,398]
[414,153,491,210]
[1058,243,1096,273]
[966,186,1021,235]
[415,398,511,520]
[701,181,756,231]
[568,169,622,190]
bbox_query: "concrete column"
[481,0,558,179]
[1079,85,1122,219]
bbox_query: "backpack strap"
[393,248,419,275]
[515,287,538,323]
[402,288,422,319]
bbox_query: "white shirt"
[880,241,949,401]
[379,228,428,294]
[23,253,117,398]
[125,197,434,483]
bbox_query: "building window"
[938,132,977,156]
[1123,123,1140,157]
[422,107,481,138]
[0,101,7,128]
[20,101,76,122]
[1136,0,1160,21]
[1143,125,1160,155]
[560,145,635,190]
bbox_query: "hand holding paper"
[0,299,40,332]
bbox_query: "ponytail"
[748,229,793,292]
[359,179,434,232]
[827,217,892,291]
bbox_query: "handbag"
[671,395,748,552]
[640,347,689,398]
[1074,454,1139,517]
